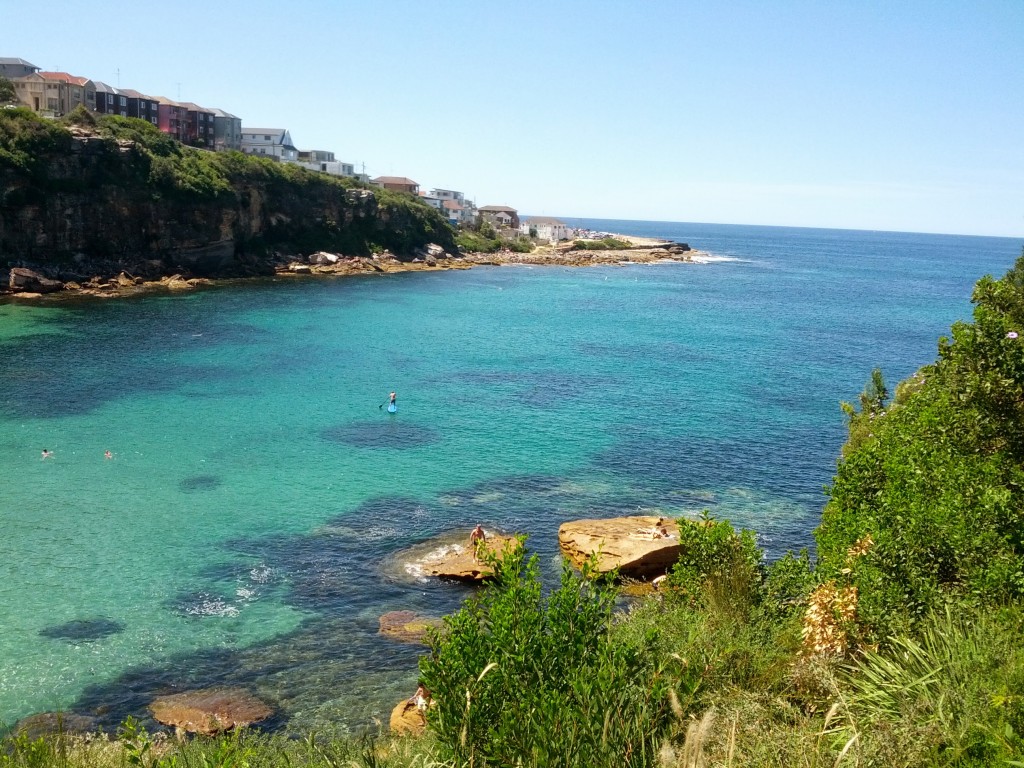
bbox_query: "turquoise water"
[0,221,1019,733]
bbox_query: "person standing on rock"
[469,525,487,561]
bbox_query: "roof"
[442,200,463,210]
[119,89,156,101]
[243,128,287,136]
[209,108,240,119]
[0,57,39,68]
[524,217,566,226]
[37,71,92,86]
[479,205,517,213]
[374,176,419,186]
[179,101,213,113]
[153,96,186,108]
[93,81,119,95]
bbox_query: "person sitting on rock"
[408,683,430,711]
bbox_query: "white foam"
[185,596,240,617]
[690,254,745,264]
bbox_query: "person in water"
[41,449,53,459]
[104,450,112,460]
[389,391,397,406]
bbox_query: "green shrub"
[420,540,669,767]
[571,237,632,251]
[666,513,763,609]
[842,605,1024,764]
[818,252,1024,643]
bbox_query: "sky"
[4,0,1023,237]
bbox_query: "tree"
[0,77,17,105]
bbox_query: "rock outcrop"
[558,516,681,578]
[378,610,444,643]
[389,699,427,735]
[149,687,272,735]
[416,533,519,582]
[0,115,457,291]
[9,267,63,293]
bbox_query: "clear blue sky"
[8,0,1023,237]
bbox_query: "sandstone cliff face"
[0,131,455,283]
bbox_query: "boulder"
[309,251,340,265]
[149,687,272,735]
[389,699,426,736]
[13,712,98,740]
[289,264,312,274]
[378,610,444,643]
[9,267,63,293]
[558,516,682,578]
[415,533,519,582]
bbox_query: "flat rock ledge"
[558,515,681,579]
[149,687,272,735]
[378,610,445,643]
[416,533,519,582]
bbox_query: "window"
[151,118,157,125]
[264,135,270,140]
[121,110,127,117]
[119,96,126,106]
[107,93,113,104]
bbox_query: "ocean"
[0,219,1019,733]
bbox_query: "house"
[419,192,444,211]
[296,149,355,177]
[430,188,465,205]
[241,128,298,161]
[177,102,215,147]
[210,108,242,151]
[373,176,419,195]
[0,57,39,80]
[118,89,160,125]
[92,81,119,114]
[479,205,519,229]
[13,71,94,117]
[155,97,189,142]
[442,199,467,226]
[520,217,570,243]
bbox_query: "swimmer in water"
[41,449,53,459]
[104,450,112,459]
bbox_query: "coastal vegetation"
[571,237,632,250]
[454,220,533,254]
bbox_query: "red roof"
[442,200,463,210]
[37,72,91,87]
[374,176,418,186]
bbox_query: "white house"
[520,217,570,243]
[240,128,299,161]
[296,149,355,177]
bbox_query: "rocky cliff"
[0,110,456,288]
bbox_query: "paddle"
[378,400,388,409]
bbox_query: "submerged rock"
[558,515,682,578]
[149,687,272,735]
[13,712,98,740]
[378,610,444,644]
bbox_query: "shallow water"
[0,220,1018,732]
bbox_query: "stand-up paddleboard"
[387,403,397,414]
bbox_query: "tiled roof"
[243,128,286,136]
[442,200,462,210]
[0,57,39,67]
[524,217,566,226]
[374,176,419,186]
[93,81,119,95]
[480,205,517,213]
[37,71,91,86]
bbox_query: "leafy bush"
[666,514,763,609]
[420,540,669,767]
[818,253,1024,642]
[572,237,632,251]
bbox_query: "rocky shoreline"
[2,237,701,301]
